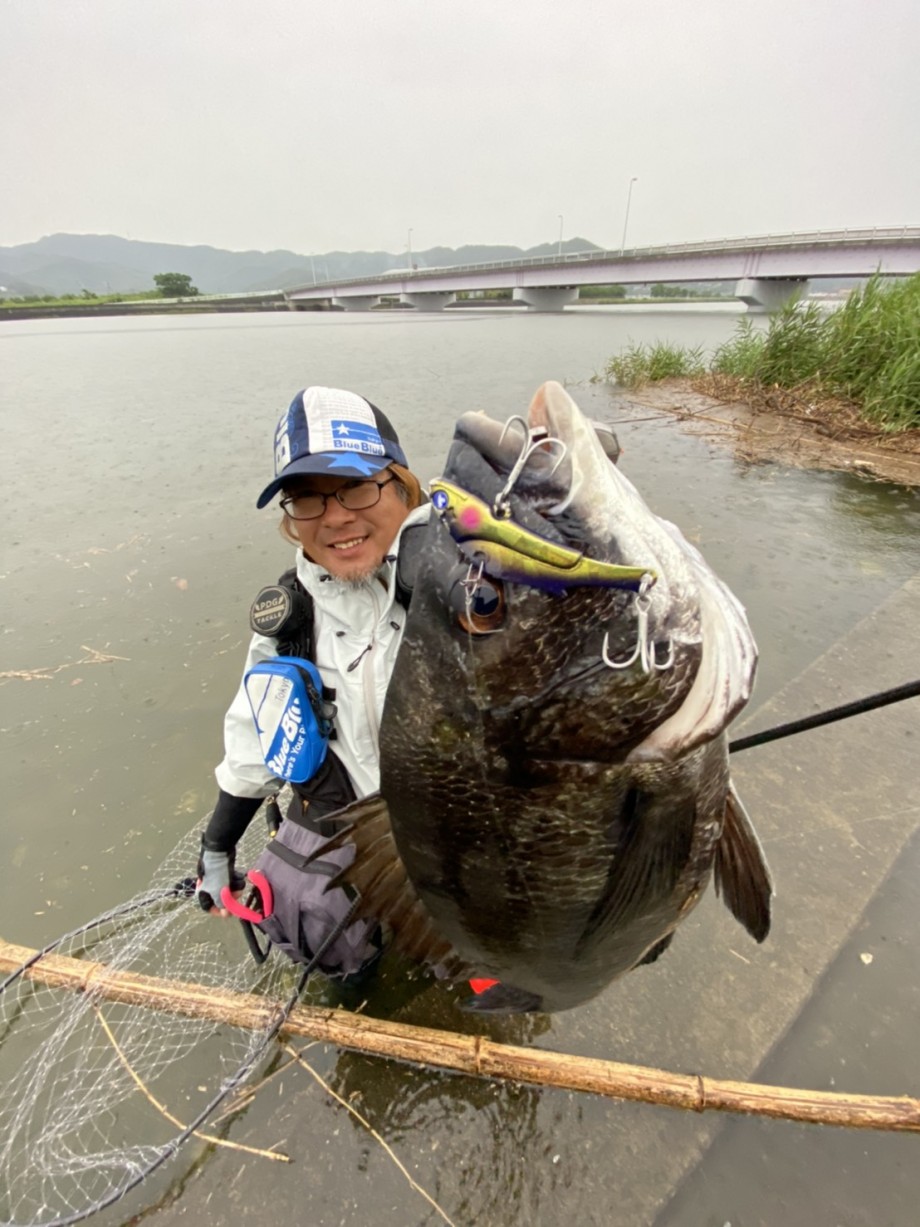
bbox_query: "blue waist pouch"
[244,655,336,783]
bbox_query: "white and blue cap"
[256,386,408,508]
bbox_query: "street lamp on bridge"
[407,228,414,271]
[620,177,638,255]
[557,214,564,259]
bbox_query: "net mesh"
[0,806,324,1227]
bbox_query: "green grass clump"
[708,318,766,378]
[821,273,920,431]
[607,272,920,432]
[716,298,829,387]
[605,341,704,388]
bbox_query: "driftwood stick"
[2,939,917,1134]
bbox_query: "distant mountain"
[0,234,603,297]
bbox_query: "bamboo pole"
[2,939,917,1134]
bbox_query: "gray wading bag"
[251,816,381,977]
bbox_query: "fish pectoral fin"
[317,793,467,976]
[575,786,694,956]
[460,983,544,1014]
[714,783,773,942]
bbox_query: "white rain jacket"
[215,503,431,800]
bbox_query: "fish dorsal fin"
[713,783,773,942]
[312,794,468,976]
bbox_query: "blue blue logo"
[331,418,384,455]
[431,489,449,511]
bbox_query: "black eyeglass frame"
[279,474,397,521]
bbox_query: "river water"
[1,306,918,1226]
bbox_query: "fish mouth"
[455,382,612,500]
[449,381,616,542]
[454,410,533,474]
[433,383,650,594]
[454,403,565,494]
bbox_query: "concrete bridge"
[285,226,920,313]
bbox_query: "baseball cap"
[256,386,408,509]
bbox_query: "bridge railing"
[288,226,919,294]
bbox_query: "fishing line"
[729,678,920,754]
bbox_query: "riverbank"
[623,376,920,486]
[0,298,289,321]
[604,273,919,473]
[0,294,729,321]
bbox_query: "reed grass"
[606,341,705,388]
[606,273,920,433]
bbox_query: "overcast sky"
[2,0,918,255]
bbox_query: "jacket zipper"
[361,582,383,747]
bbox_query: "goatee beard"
[340,564,384,587]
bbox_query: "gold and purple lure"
[429,478,653,592]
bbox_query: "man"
[196,385,428,981]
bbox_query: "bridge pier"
[288,299,334,311]
[400,291,456,312]
[331,295,380,312]
[735,277,810,312]
[512,286,578,312]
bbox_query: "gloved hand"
[196,840,246,914]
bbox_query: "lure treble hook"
[601,574,675,675]
[493,416,568,519]
[460,558,487,621]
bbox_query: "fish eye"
[448,569,506,634]
[460,579,506,634]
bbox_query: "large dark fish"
[326,381,772,1013]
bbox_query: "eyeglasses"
[280,474,397,521]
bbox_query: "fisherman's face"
[283,469,410,582]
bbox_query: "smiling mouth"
[330,536,368,551]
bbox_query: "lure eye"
[448,566,506,634]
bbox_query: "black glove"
[196,838,246,914]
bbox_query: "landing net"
[0,808,320,1227]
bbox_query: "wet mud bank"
[620,377,920,487]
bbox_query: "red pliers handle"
[221,870,274,922]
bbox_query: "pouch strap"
[267,841,340,874]
[265,841,358,902]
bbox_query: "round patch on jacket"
[250,585,294,636]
